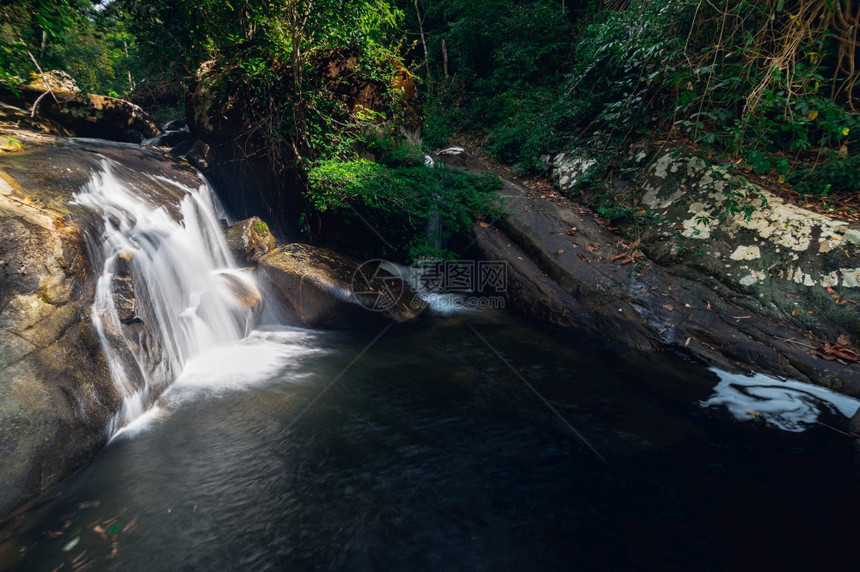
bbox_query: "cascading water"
[74,160,260,433]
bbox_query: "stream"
[2,309,860,570]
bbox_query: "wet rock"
[168,139,195,157]
[471,164,860,395]
[122,129,145,144]
[225,217,277,263]
[257,243,425,329]
[150,129,194,148]
[185,140,213,171]
[161,119,188,132]
[111,252,137,324]
[0,126,207,519]
[850,407,860,435]
[0,166,120,519]
[197,271,262,332]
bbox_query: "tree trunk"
[413,0,429,74]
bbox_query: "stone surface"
[0,122,206,519]
[465,157,860,396]
[226,217,277,263]
[629,149,860,341]
[257,243,425,329]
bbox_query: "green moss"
[252,220,269,235]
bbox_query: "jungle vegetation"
[2,1,858,254]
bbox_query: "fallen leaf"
[685,337,691,347]
[577,253,591,263]
[837,334,850,346]
[478,222,490,228]
[706,301,712,310]
[93,525,107,538]
[556,249,565,254]
[122,517,139,533]
[814,343,859,363]
[791,307,801,316]
[663,303,674,311]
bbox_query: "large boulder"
[629,149,860,340]
[257,243,425,329]
[458,147,860,395]
[542,148,860,343]
[226,217,277,263]
[0,122,206,519]
[0,175,120,519]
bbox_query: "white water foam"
[700,369,860,432]
[111,329,324,439]
[172,329,323,391]
[76,160,260,433]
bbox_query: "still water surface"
[1,310,859,570]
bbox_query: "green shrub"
[307,159,502,260]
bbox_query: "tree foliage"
[416,0,860,199]
[0,0,138,95]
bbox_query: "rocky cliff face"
[456,145,860,397]
[546,148,860,344]
[0,122,204,520]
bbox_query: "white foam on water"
[172,329,323,391]
[109,329,325,439]
[110,404,166,441]
[701,369,860,432]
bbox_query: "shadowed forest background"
[2,0,859,255]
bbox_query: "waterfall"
[75,160,260,433]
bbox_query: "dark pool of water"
[1,310,859,571]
